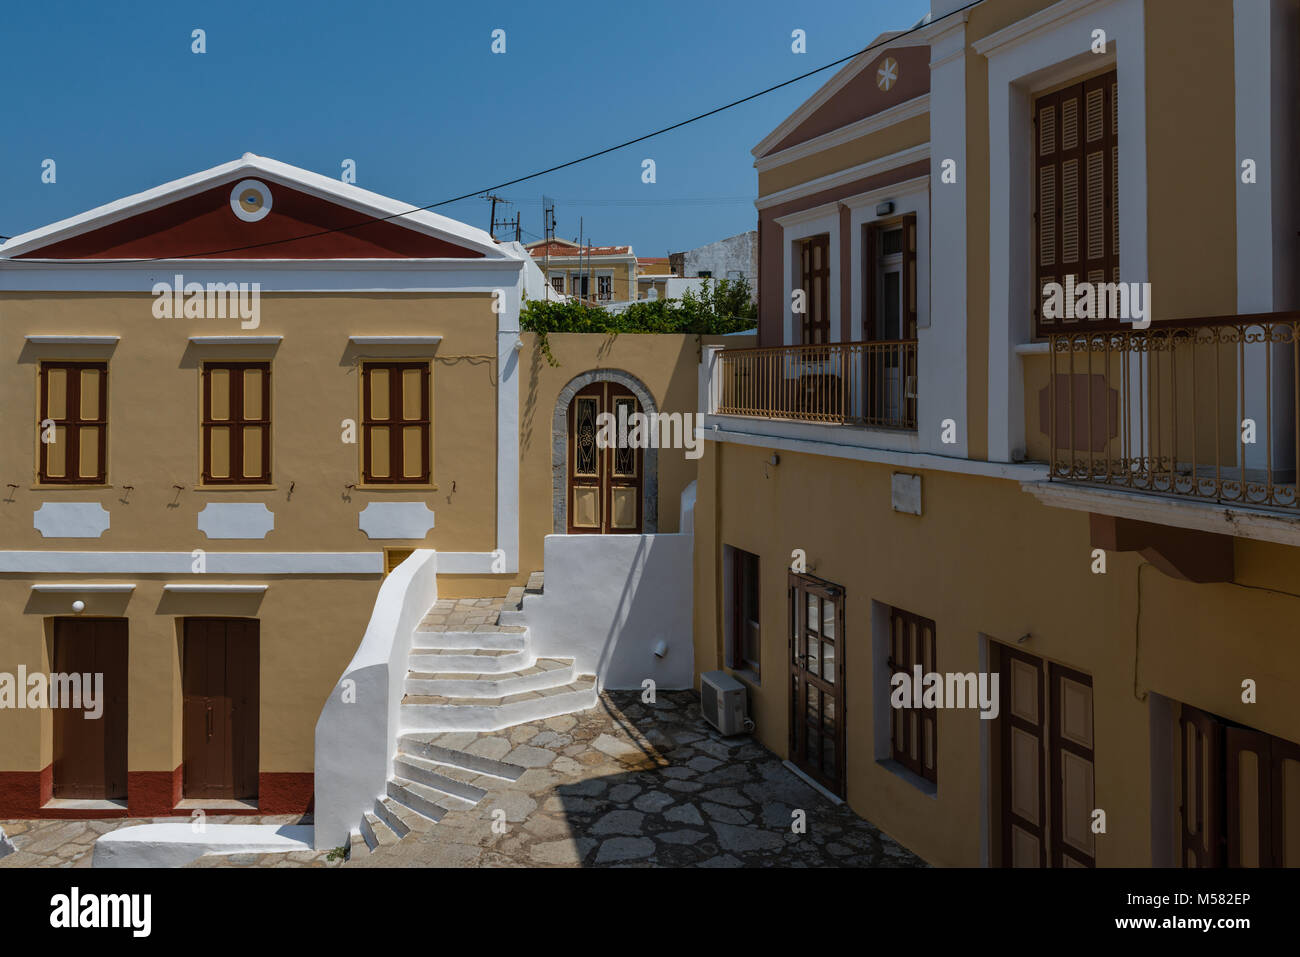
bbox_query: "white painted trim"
[1014,341,1050,355]
[774,201,840,229]
[755,95,931,173]
[971,0,1097,56]
[1021,480,1300,548]
[753,33,929,159]
[24,335,120,345]
[982,0,1147,463]
[928,16,969,456]
[0,552,382,574]
[703,418,1050,481]
[0,260,525,293]
[756,144,931,210]
[189,336,282,345]
[347,335,442,346]
[0,154,517,261]
[30,584,136,593]
[162,584,268,594]
[780,208,841,345]
[839,174,929,210]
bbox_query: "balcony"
[1043,313,1300,511]
[713,339,918,430]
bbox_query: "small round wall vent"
[230,179,273,222]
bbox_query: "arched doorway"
[567,381,642,534]
[553,369,658,534]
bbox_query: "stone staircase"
[351,574,597,856]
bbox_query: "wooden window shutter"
[902,212,918,339]
[862,223,878,340]
[1034,70,1118,337]
[998,646,1047,867]
[1180,705,1225,867]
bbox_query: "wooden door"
[797,235,830,344]
[1049,664,1096,867]
[998,646,1047,867]
[183,619,259,801]
[52,618,128,800]
[788,573,844,795]
[1180,704,1225,867]
[567,382,642,534]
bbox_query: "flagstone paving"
[0,688,924,869]
[344,689,925,868]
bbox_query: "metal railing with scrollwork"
[1047,313,1300,509]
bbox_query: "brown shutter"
[1033,70,1118,337]
[902,212,917,339]
[1226,725,1272,868]
[1180,705,1225,867]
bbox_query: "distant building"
[671,230,758,298]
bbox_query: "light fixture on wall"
[875,200,895,216]
[71,600,85,614]
[653,640,667,659]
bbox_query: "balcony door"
[862,216,918,427]
[567,382,642,534]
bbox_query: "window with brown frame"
[38,361,107,484]
[201,362,271,484]
[726,548,761,678]
[797,234,831,344]
[1033,69,1119,337]
[362,362,430,484]
[889,606,937,785]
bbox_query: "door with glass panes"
[566,382,642,534]
[788,573,845,795]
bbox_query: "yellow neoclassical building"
[0,154,713,821]
[693,0,1300,867]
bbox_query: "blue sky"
[0,0,929,256]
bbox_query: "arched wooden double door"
[567,382,642,534]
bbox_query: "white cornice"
[774,202,840,229]
[348,335,442,346]
[189,336,282,345]
[756,143,930,210]
[1021,480,1300,548]
[30,584,136,593]
[971,0,1100,58]
[840,174,930,210]
[754,95,930,173]
[25,335,120,345]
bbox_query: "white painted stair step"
[404,658,574,698]
[399,675,598,732]
[410,629,527,651]
[386,778,476,821]
[397,736,526,781]
[408,648,534,674]
[392,753,490,803]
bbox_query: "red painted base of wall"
[0,768,313,819]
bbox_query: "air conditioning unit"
[700,670,748,736]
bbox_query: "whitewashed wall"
[500,534,694,690]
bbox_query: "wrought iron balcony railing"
[1047,313,1300,509]
[714,339,918,429]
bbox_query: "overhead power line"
[17,0,980,263]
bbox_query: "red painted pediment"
[16,177,486,260]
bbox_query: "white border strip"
[162,584,269,594]
[30,583,136,593]
[0,552,382,574]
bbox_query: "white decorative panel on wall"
[891,472,922,516]
[33,502,111,538]
[357,502,436,540]
[197,502,275,540]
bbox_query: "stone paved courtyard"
[0,690,924,869]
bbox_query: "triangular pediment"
[1,154,510,261]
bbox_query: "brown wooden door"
[52,618,128,800]
[567,382,642,534]
[797,235,830,344]
[788,573,844,795]
[1049,664,1096,867]
[1180,704,1225,867]
[998,646,1047,867]
[183,618,259,801]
